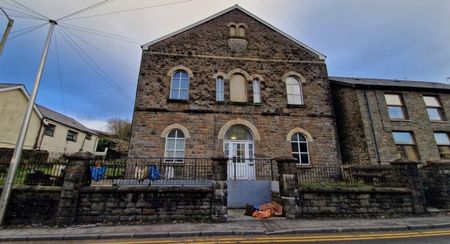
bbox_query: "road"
[20,228,450,243]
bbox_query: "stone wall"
[296,187,414,218]
[130,8,341,164]
[331,83,450,165]
[3,186,61,225]
[0,148,49,163]
[421,162,450,209]
[75,186,213,223]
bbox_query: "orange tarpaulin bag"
[259,201,283,216]
[252,209,272,219]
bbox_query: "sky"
[0,0,449,131]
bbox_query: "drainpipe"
[33,119,44,149]
[364,88,381,164]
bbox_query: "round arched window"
[225,125,252,141]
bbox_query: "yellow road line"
[98,229,450,244]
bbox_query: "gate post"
[390,160,426,214]
[274,156,298,219]
[56,152,92,226]
[211,155,228,222]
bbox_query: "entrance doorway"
[224,125,255,180]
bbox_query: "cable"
[0,5,47,20]
[10,0,49,20]
[53,30,66,113]
[7,22,47,40]
[57,28,133,103]
[63,27,138,73]
[62,0,193,21]
[59,23,144,44]
[10,22,47,34]
[56,0,114,21]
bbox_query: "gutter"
[363,88,381,164]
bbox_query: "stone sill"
[299,186,411,194]
[167,99,189,103]
[430,120,449,123]
[389,119,412,122]
[0,186,63,192]
[287,104,306,108]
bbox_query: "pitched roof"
[0,83,21,89]
[0,83,44,119]
[37,105,97,135]
[329,76,450,91]
[141,5,326,60]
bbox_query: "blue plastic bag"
[148,165,160,181]
[90,166,106,181]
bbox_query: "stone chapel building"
[129,5,342,173]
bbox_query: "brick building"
[331,77,450,165]
[129,5,342,179]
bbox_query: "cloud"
[77,118,108,132]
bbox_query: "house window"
[291,133,310,165]
[164,129,185,162]
[230,73,247,102]
[86,134,92,140]
[253,78,261,103]
[44,124,56,137]
[434,132,450,159]
[286,76,303,105]
[229,24,236,36]
[384,94,408,120]
[392,131,419,161]
[238,25,245,37]
[216,76,224,102]
[66,130,78,142]
[423,95,445,121]
[169,70,189,100]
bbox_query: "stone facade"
[331,79,450,165]
[129,7,341,165]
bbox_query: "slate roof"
[329,76,450,91]
[37,105,97,135]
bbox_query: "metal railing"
[297,164,406,188]
[0,161,67,186]
[227,157,275,181]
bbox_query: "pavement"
[0,210,450,242]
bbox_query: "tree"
[106,118,131,141]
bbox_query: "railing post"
[390,160,426,214]
[274,156,298,219]
[56,152,93,226]
[211,155,228,222]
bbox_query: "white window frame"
[286,76,304,105]
[423,95,445,121]
[291,133,310,165]
[169,70,189,100]
[253,79,261,104]
[164,129,186,163]
[216,76,224,102]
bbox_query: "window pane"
[299,142,308,152]
[168,130,177,138]
[180,79,189,89]
[434,132,450,145]
[291,142,299,152]
[300,154,309,165]
[438,146,450,159]
[179,71,189,79]
[292,153,300,163]
[179,90,188,100]
[166,151,175,158]
[175,151,184,158]
[427,108,443,121]
[166,139,175,150]
[388,106,406,119]
[176,139,185,150]
[423,96,441,107]
[385,94,403,106]
[402,145,419,161]
[392,132,414,145]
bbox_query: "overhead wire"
[10,22,47,34]
[7,22,47,40]
[62,0,193,21]
[53,30,66,113]
[63,27,138,73]
[10,0,49,20]
[56,0,114,21]
[59,23,143,44]
[0,5,47,20]
[57,27,133,103]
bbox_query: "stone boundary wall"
[3,186,61,225]
[76,186,213,223]
[421,162,450,209]
[296,187,414,218]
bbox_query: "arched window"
[291,133,310,165]
[286,76,303,105]
[170,70,189,100]
[165,129,185,160]
[230,73,247,102]
[238,25,245,37]
[216,76,224,102]
[252,78,261,103]
[229,25,236,37]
